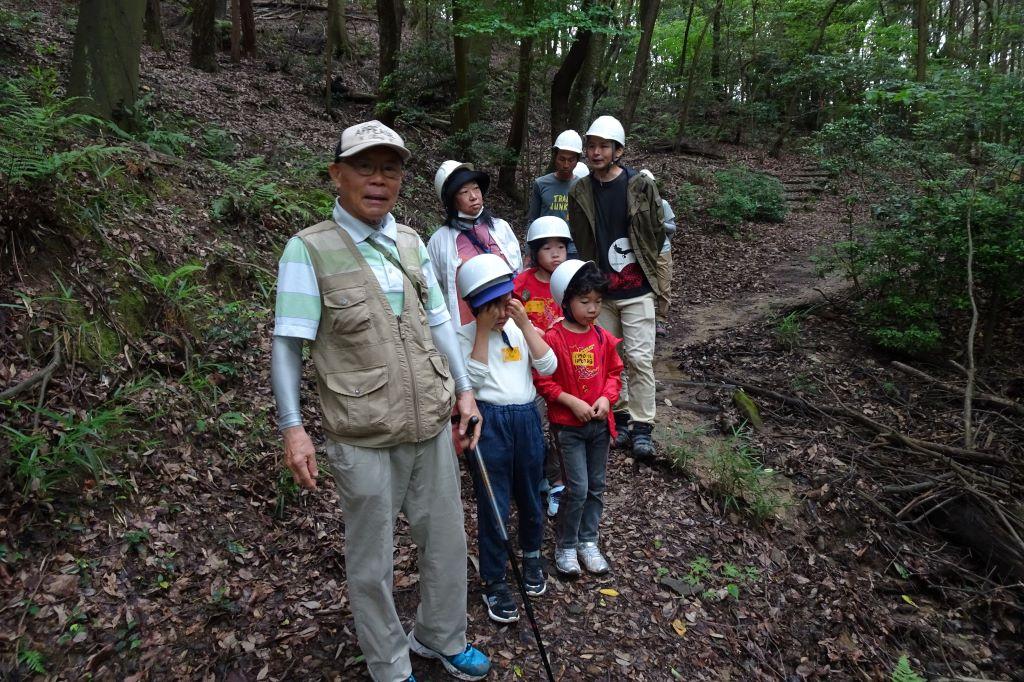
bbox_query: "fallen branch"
[0,345,62,401]
[890,360,1024,417]
[704,376,1007,466]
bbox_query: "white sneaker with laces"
[547,485,565,517]
[554,547,581,577]
[577,542,610,574]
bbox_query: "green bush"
[708,167,787,226]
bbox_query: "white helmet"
[585,115,626,147]
[434,159,473,202]
[572,162,590,179]
[550,259,596,307]
[639,168,655,181]
[526,216,571,244]
[552,129,583,155]
[456,253,514,306]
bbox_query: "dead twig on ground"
[890,361,1024,417]
[0,344,62,402]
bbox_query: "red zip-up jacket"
[533,322,624,437]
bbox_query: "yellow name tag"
[502,346,522,362]
[525,299,546,314]
[572,350,595,367]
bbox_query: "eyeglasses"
[342,157,404,179]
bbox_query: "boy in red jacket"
[534,260,623,577]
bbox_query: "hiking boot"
[611,411,632,450]
[482,581,519,624]
[408,631,491,681]
[632,422,655,461]
[577,542,610,575]
[546,484,565,517]
[554,547,581,577]
[523,555,547,596]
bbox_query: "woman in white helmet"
[455,253,556,624]
[427,160,522,326]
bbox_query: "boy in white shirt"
[456,254,557,625]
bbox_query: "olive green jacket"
[567,167,666,296]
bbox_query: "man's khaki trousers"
[598,292,657,424]
[326,423,468,682]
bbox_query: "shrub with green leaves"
[708,167,787,226]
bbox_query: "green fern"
[891,655,926,682]
[0,76,128,185]
[17,648,46,675]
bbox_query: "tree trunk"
[550,27,592,138]
[376,0,403,126]
[620,0,661,135]
[568,29,604,132]
[673,0,720,150]
[240,0,256,57]
[144,0,164,50]
[327,0,350,58]
[191,0,218,72]
[69,0,146,126]
[915,0,928,81]
[325,0,336,111]
[710,2,722,96]
[452,0,471,134]
[497,0,534,201]
[230,0,241,62]
[674,0,695,95]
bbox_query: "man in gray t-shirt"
[526,130,585,258]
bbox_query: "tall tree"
[230,0,241,63]
[144,0,164,50]
[498,0,536,199]
[327,0,351,59]
[915,0,928,81]
[376,0,403,125]
[620,0,662,135]
[568,28,605,132]
[550,27,593,138]
[240,0,256,58]
[191,0,218,72]
[69,0,146,126]
[674,0,721,150]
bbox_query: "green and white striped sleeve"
[274,237,320,340]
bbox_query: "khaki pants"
[655,248,673,322]
[598,292,657,424]
[326,424,468,682]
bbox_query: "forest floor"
[2,3,1023,681]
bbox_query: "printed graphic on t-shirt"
[607,237,646,290]
[501,346,522,362]
[571,343,598,386]
[549,193,568,214]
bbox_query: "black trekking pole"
[464,416,555,682]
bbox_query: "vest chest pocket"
[320,365,390,437]
[323,286,372,335]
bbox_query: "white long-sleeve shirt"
[457,319,556,405]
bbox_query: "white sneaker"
[547,485,565,517]
[577,542,610,575]
[554,547,581,577]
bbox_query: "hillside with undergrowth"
[2,2,1023,681]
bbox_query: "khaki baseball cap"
[334,120,411,162]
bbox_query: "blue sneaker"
[408,631,491,680]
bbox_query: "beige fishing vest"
[297,220,455,447]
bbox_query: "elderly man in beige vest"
[271,121,491,682]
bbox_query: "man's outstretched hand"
[283,425,319,490]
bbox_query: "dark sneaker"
[632,422,654,461]
[408,631,491,681]
[611,412,632,450]
[482,581,519,624]
[523,556,547,596]
[656,321,668,337]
